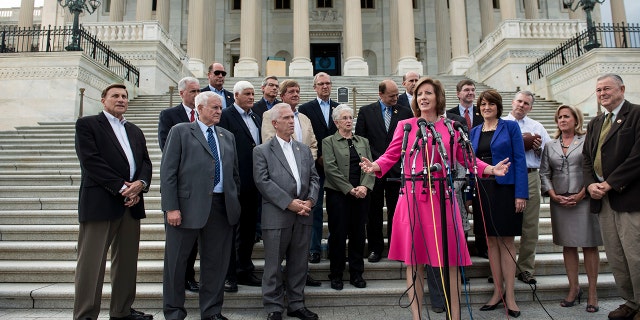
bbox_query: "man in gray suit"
[161,91,241,320]
[253,104,320,320]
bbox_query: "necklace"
[559,136,573,149]
[482,122,497,132]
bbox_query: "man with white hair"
[218,80,263,293]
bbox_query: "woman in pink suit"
[360,77,510,320]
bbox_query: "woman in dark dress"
[470,90,528,318]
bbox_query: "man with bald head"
[355,79,413,262]
[201,62,235,109]
[397,71,419,109]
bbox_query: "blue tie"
[207,127,221,186]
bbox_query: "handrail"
[0,25,139,87]
[526,22,640,84]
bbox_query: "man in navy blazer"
[397,71,419,109]
[161,92,241,320]
[201,62,234,109]
[74,84,153,320]
[298,72,338,263]
[355,79,412,263]
[252,76,281,118]
[157,76,202,293]
[218,80,263,292]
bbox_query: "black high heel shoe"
[560,288,583,307]
[480,294,505,311]
[508,309,521,318]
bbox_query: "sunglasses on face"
[213,70,227,76]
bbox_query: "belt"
[527,168,538,173]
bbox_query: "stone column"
[395,0,422,76]
[187,0,205,77]
[18,0,35,28]
[435,0,450,75]
[524,0,539,19]
[202,2,216,67]
[568,8,585,20]
[255,0,263,74]
[479,0,495,40]
[499,0,517,20]
[289,0,313,76]
[448,0,471,75]
[610,0,627,47]
[234,0,260,76]
[109,0,125,22]
[343,0,368,76]
[156,0,170,32]
[136,0,153,21]
[41,0,65,28]
[389,0,399,74]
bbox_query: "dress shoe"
[508,309,521,318]
[431,306,445,313]
[517,271,537,284]
[306,274,321,287]
[367,251,381,263]
[560,288,583,307]
[350,274,367,288]
[224,279,238,293]
[308,252,321,263]
[330,278,343,290]
[109,308,153,320]
[267,311,282,320]
[185,279,199,292]
[287,307,319,320]
[237,273,262,286]
[202,314,228,320]
[479,299,503,311]
[608,304,638,320]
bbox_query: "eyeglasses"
[213,70,227,76]
[315,82,331,87]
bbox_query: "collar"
[103,110,127,124]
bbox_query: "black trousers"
[326,188,369,279]
[366,178,400,255]
[226,190,260,280]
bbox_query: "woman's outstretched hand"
[360,157,380,174]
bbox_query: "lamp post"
[57,0,101,51]
[563,0,606,51]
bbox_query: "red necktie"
[190,109,195,122]
[464,109,472,129]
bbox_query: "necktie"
[206,128,221,186]
[384,106,392,132]
[594,112,613,177]
[190,109,195,122]
[464,108,472,130]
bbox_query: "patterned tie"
[464,108,472,130]
[206,127,221,186]
[190,109,195,122]
[594,112,613,177]
[384,106,392,132]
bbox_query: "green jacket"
[322,132,375,194]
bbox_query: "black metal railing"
[526,22,640,84]
[0,25,139,87]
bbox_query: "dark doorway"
[310,43,341,76]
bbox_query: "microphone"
[453,121,472,146]
[417,118,429,146]
[444,118,455,137]
[426,121,448,161]
[401,123,411,156]
[409,129,423,157]
[427,163,442,173]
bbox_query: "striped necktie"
[206,128,221,186]
[384,106,392,132]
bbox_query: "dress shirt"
[233,104,260,144]
[183,104,197,121]
[263,97,277,110]
[503,113,550,168]
[197,119,224,193]
[103,111,136,181]
[317,97,331,126]
[209,85,228,109]
[457,104,474,125]
[406,92,413,106]
[294,110,303,142]
[276,135,301,196]
[379,100,390,118]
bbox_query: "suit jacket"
[200,86,235,108]
[298,98,338,172]
[448,105,484,130]
[583,100,640,212]
[470,118,528,199]
[322,132,375,194]
[354,101,413,178]
[160,121,241,228]
[261,108,318,160]
[253,137,319,229]
[75,112,152,222]
[252,98,281,118]
[158,103,191,151]
[540,135,586,196]
[218,105,262,194]
[397,92,410,109]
